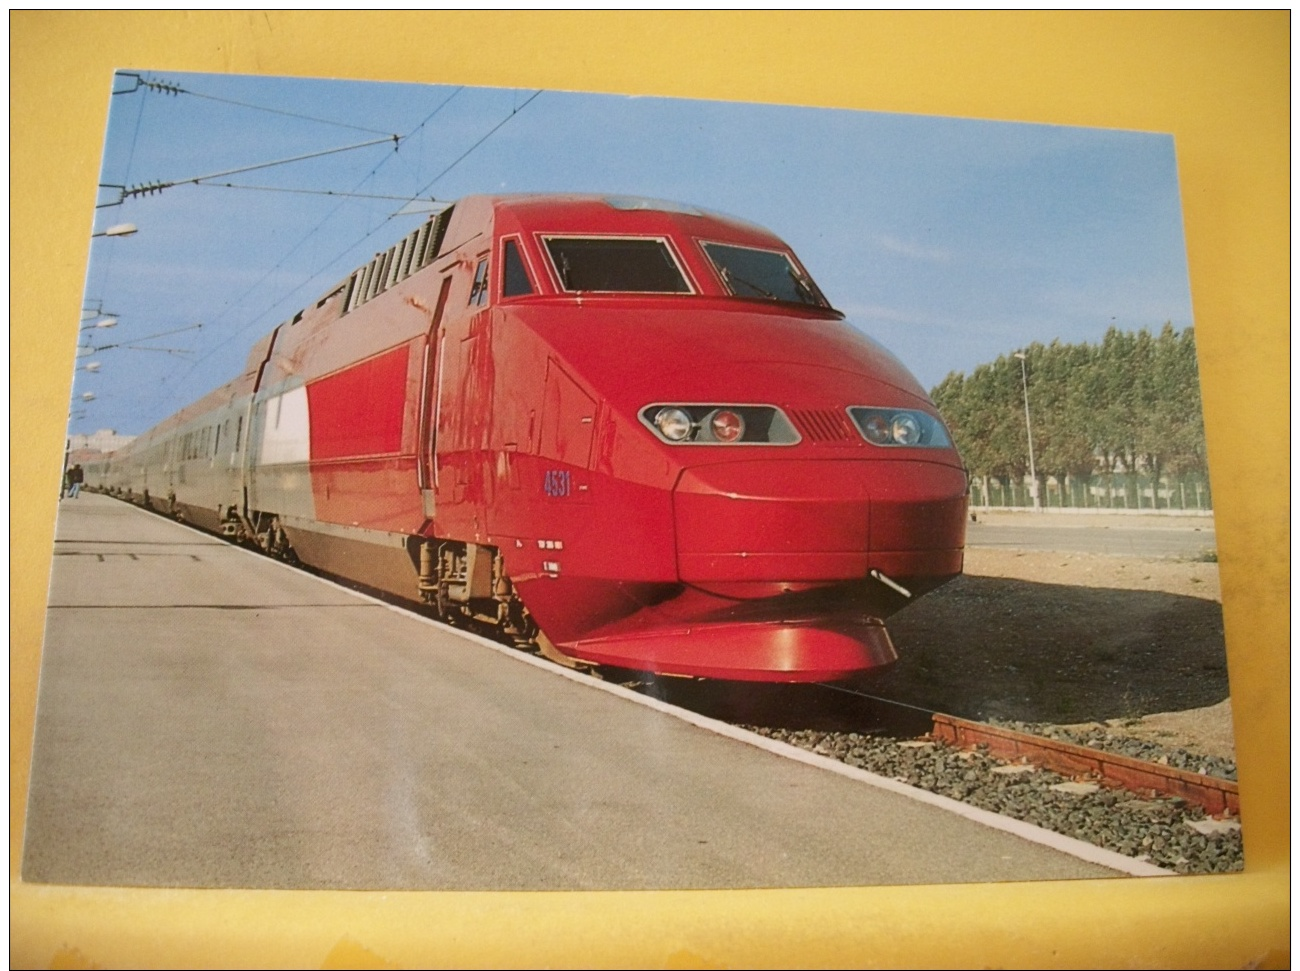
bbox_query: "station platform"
[22,494,1141,890]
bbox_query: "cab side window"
[469,258,490,306]
[502,239,534,297]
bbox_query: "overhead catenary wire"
[408,90,543,201]
[163,85,399,138]
[147,87,540,420]
[87,79,151,307]
[192,182,443,205]
[98,84,535,425]
[83,323,204,354]
[152,88,471,405]
[116,72,400,138]
[193,86,466,335]
[119,136,401,201]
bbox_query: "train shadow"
[879,575,1229,724]
[622,676,936,737]
[626,575,1229,733]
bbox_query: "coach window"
[502,239,534,297]
[469,258,490,306]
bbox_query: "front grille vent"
[790,409,857,444]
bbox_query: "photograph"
[25,71,1236,891]
[11,11,1287,971]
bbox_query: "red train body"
[86,195,968,681]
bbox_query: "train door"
[239,327,282,522]
[428,248,495,540]
[462,251,495,533]
[417,274,454,518]
[539,358,597,491]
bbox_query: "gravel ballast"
[746,725,1243,875]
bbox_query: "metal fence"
[969,472,1213,511]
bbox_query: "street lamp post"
[1013,351,1040,510]
[91,223,138,239]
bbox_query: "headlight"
[654,407,694,442]
[848,407,950,448]
[891,413,922,446]
[640,404,799,445]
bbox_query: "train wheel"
[502,595,536,642]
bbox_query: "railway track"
[812,682,1238,815]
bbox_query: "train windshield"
[544,237,691,293]
[702,242,830,308]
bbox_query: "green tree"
[930,325,1207,509]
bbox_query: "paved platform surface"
[23,494,1126,890]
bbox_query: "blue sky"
[76,73,1193,436]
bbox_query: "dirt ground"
[869,542,1234,760]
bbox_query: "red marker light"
[710,409,745,443]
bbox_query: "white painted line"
[103,496,1173,878]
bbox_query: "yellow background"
[11,12,1289,968]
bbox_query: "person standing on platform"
[66,464,84,499]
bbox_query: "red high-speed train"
[85,194,968,681]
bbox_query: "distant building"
[66,429,135,455]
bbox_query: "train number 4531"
[543,469,572,498]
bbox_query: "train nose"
[672,458,967,592]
